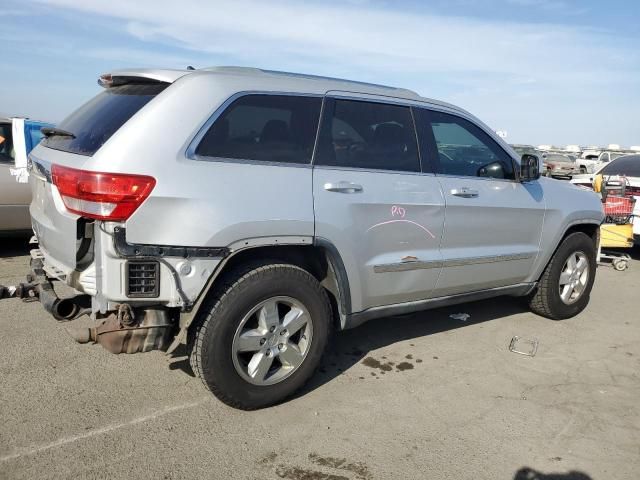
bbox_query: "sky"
[0,0,638,147]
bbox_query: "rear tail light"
[51,164,156,221]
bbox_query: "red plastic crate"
[603,195,635,216]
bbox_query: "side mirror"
[520,154,540,182]
[477,161,505,179]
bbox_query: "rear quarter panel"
[88,73,315,247]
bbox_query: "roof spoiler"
[98,68,191,88]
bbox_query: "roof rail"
[200,66,420,96]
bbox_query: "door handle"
[324,182,363,193]
[450,187,479,198]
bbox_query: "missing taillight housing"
[51,164,156,221]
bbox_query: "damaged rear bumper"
[0,255,91,321]
[0,255,177,354]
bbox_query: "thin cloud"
[10,0,640,145]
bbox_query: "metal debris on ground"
[509,336,539,357]
[450,313,470,322]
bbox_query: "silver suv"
[18,67,604,409]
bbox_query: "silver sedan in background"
[0,117,53,235]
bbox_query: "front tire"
[529,232,597,319]
[190,263,331,410]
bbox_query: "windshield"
[42,83,167,156]
[601,155,640,177]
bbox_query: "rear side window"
[42,83,167,156]
[0,123,14,163]
[315,99,420,172]
[418,109,515,179]
[196,95,322,164]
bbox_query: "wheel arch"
[179,240,352,341]
[561,222,600,246]
[534,221,600,283]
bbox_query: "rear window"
[42,83,167,156]
[601,155,640,177]
[546,154,573,162]
[196,94,322,164]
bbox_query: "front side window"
[419,110,515,179]
[315,99,420,172]
[196,94,322,164]
[0,123,14,164]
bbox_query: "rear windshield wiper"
[41,127,76,139]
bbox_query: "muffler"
[67,306,175,354]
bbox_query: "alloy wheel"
[231,296,313,386]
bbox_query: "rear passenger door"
[313,96,445,313]
[415,108,545,297]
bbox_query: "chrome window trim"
[325,90,420,108]
[184,89,519,176]
[310,164,434,177]
[188,154,313,169]
[434,172,520,184]
[185,90,324,165]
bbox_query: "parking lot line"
[0,397,208,463]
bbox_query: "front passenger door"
[415,108,545,297]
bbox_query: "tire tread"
[189,262,331,410]
[529,232,595,320]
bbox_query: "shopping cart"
[603,194,635,225]
[598,193,636,271]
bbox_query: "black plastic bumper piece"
[113,227,229,259]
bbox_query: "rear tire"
[529,232,596,319]
[189,263,331,410]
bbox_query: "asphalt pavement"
[1,236,639,480]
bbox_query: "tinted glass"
[25,122,48,154]
[196,95,322,164]
[42,83,167,156]
[315,99,420,172]
[0,123,14,163]
[420,110,514,179]
[601,155,640,177]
